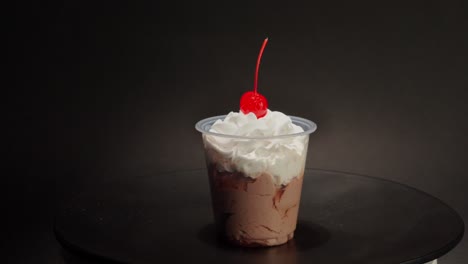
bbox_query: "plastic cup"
[195,115,317,247]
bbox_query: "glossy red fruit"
[240,38,269,119]
[240,91,268,118]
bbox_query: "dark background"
[7,0,467,263]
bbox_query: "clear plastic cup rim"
[195,115,317,140]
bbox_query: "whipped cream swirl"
[204,110,308,185]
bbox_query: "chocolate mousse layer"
[207,164,304,247]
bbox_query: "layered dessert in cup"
[196,111,316,246]
[195,38,317,246]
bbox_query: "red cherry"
[240,91,268,118]
[240,38,269,119]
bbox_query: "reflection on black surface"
[197,220,330,264]
[198,220,330,251]
[59,220,331,264]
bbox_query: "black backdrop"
[7,0,468,263]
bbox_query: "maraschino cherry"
[240,38,269,118]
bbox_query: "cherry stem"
[254,38,269,94]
